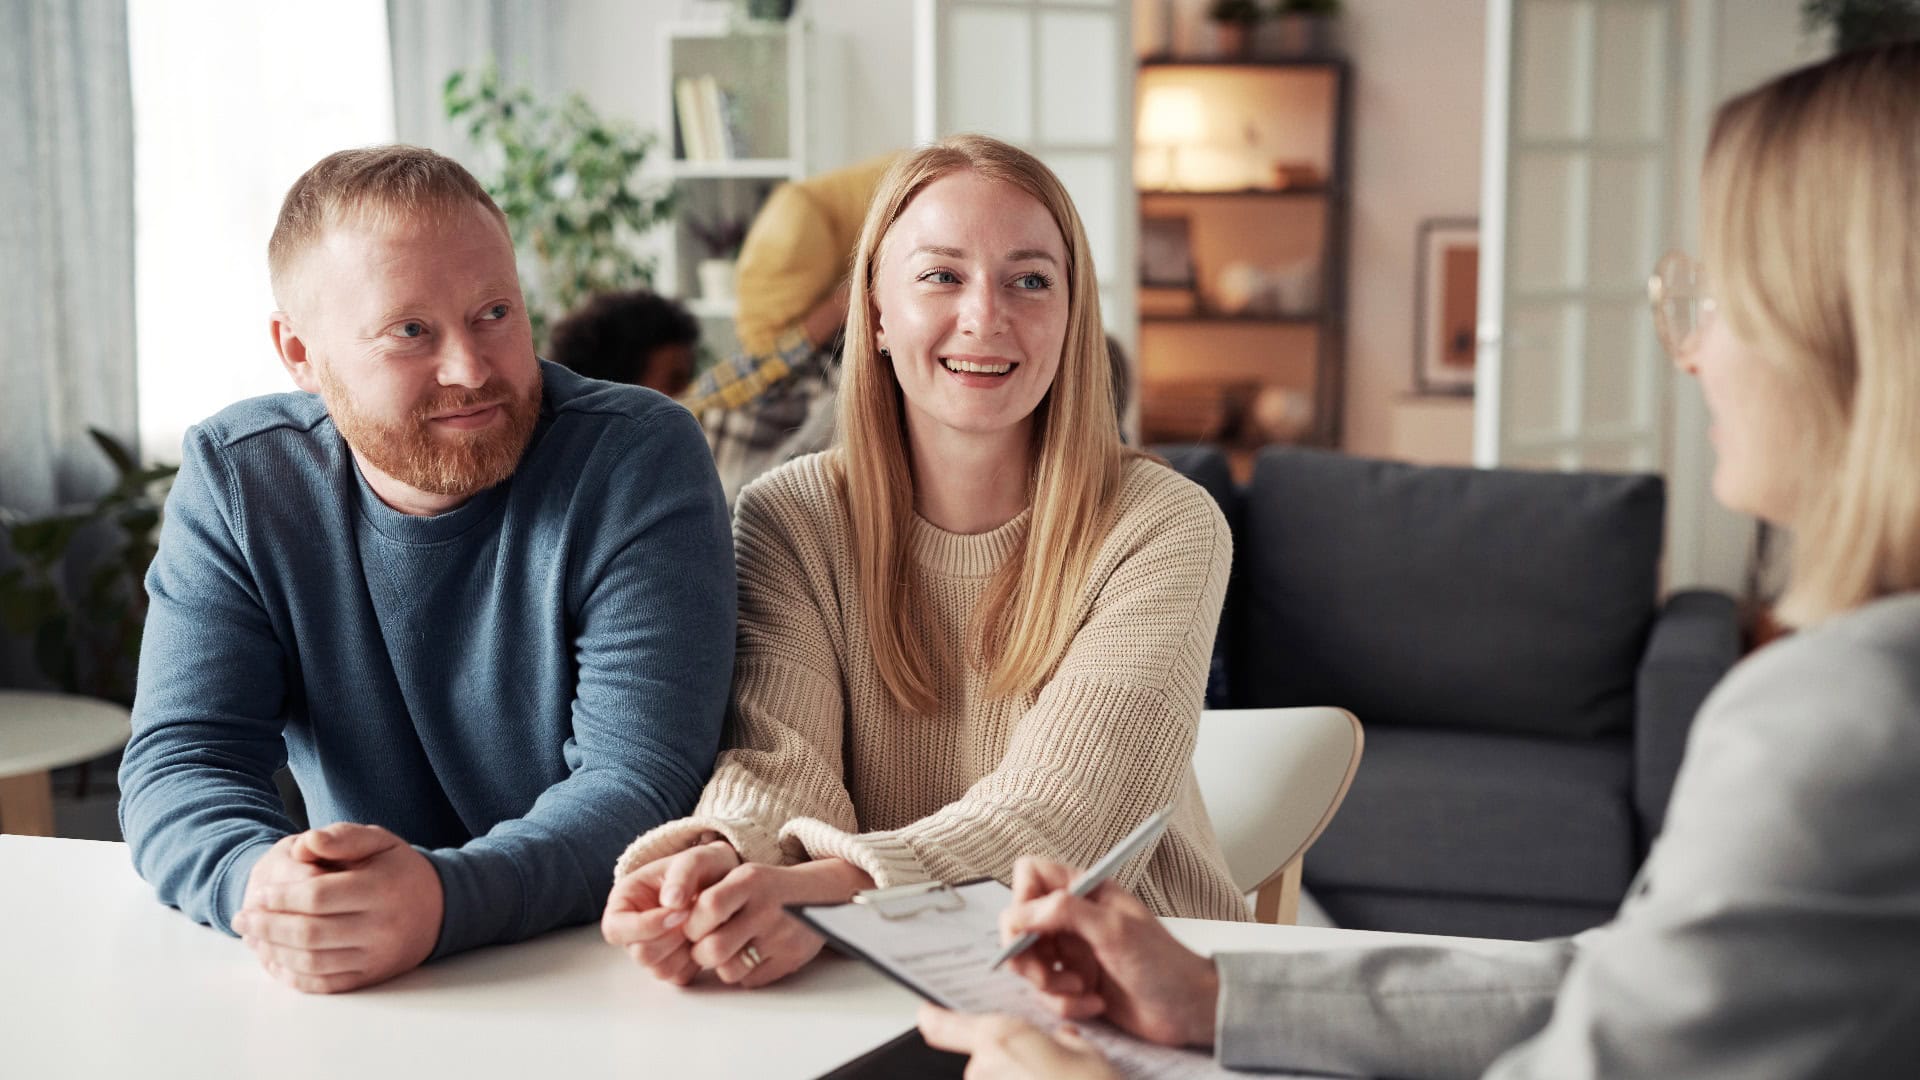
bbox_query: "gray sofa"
[1158,445,1743,940]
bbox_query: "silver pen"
[987,805,1175,970]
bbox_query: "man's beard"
[315,364,544,499]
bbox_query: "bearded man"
[117,146,736,993]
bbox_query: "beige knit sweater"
[614,451,1248,921]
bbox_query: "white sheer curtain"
[0,0,137,515]
[128,0,395,463]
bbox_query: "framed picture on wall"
[1140,215,1197,288]
[1414,218,1480,395]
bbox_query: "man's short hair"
[548,290,701,386]
[267,145,508,308]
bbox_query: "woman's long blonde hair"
[1701,42,1920,627]
[834,134,1126,714]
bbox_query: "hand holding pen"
[988,805,1175,970]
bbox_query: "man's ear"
[271,311,320,393]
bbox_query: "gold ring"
[743,944,765,970]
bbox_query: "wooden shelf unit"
[1135,58,1352,454]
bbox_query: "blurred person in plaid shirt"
[679,154,899,504]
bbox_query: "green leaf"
[133,463,178,488]
[0,573,56,637]
[117,507,161,539]
[1,593,53,639]
[8,515,87,564]
[34,615,80,693]
[89,428,139,476]
[85,557,123,602]
[81,583,126,629]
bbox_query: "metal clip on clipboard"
[850,879,970,921]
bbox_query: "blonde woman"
[600,135,1247,988]
[921,43,1920,1079]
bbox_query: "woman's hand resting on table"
[601,840,872,988]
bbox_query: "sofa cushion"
[1151,444,1237,524]
[1234,447,1662,738]
[1310,887,1615,941]
[1305,726,1637,906]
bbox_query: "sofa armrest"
[1634,589,1742,842]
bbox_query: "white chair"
[1191,706,1363,924]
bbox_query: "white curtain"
[386,0,557,171]
[0,0,137,515]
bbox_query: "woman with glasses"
[921,42,1920,1079]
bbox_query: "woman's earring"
[878,347,891,360]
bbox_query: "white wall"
[1338,1,1486,464]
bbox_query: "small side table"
[0,691,132,836]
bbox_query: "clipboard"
[790,879,1239,1079]
[790,877,1011,1007]
[792,879,1002,1080]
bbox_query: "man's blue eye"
[397,321,425,338]
[484,304,509,320]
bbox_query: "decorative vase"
[697,258,737,304]
[1212,22,1253,59]
[744,0,794,21]
[1256,14,1334,59]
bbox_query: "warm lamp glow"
[1138,85,1205,145]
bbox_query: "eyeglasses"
[1648,250,1718,366]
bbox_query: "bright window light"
[129,0,394,462]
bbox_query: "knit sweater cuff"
[613,814,788,880]
[779,817,932,888]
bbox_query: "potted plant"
[741,0,795,21]
[687,213,751,304]
[1800,0,1920,51]
[1207,0,1265,59]
[0,430,176,704]
[1261,0,1341,58]
[445,66,678,351]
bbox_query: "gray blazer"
[1214,592,1920,1078]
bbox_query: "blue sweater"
[119,361,736,958]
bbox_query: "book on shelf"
[696,75,728,162]
[674,76,710,161]
[715,87,750,159]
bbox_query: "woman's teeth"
[941,358,1013,375]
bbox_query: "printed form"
[800,879,1307,1080]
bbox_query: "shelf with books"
[657,19,808,357]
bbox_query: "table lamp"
[1138,85,1204,192]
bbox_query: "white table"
[0,836,1532,1079]
[0,691,131,836]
